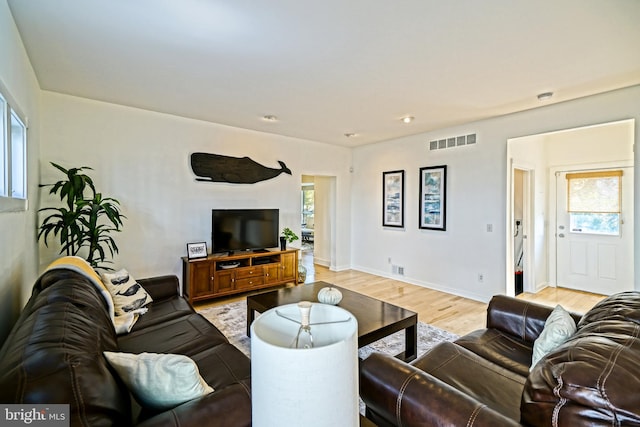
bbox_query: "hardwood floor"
[195,250,606,336]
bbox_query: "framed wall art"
[187,242,208,259]
[419,165,447,231]
[382,170,405,227]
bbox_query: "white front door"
[556,168,634,295]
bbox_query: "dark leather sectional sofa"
[360,292,640,426]
[0,269,251,426]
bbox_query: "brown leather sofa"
[0,268,251,426]
[360,292,640,426]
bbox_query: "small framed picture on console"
[187,242,208,260]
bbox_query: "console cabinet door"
[191,261,214,298]
[281,252,297,283]
[215,269,235,294]
[264,264,281,284]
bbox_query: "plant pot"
[280,236,286,251]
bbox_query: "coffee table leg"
[405,323,418,362]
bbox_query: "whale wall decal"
[190,152,292,184]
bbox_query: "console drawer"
[235,276,265,289]
[235,267,263,279]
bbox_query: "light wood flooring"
[195,251,606,336]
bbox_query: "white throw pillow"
[530,304,577,370]
[103,352,214,410]
[100,269,152,316]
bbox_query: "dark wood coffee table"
[246,281,418,361]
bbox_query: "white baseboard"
[350,264,492,303]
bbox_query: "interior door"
[556,168,634,295]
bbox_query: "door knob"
[558,233,565,238]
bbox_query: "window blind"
[566,170,622,213]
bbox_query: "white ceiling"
[8,0,640,147]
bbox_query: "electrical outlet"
[388,257,392,264]
[478,273,484,283]
[398,266,404,276]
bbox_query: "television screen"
[212,209,279,253]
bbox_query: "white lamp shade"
[251,303,359,427]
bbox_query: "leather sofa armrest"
[137,275,180,301]
[360,353,520,427]
[486,295,581,344]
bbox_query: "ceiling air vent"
[429,133,476,151]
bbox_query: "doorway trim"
[506,160,535,296]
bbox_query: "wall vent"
[392,265,405,276]
[429,133,476,151]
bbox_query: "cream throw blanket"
[43,256,142,334]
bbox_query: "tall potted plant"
[38,162,126,270]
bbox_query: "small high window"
[0,94,6,197]
[10,110,26,199]
[0,83,28,212]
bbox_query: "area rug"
[197,300,458,360]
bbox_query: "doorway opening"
[300,174,337,282]
[512,167,532,295]
[301,178,315,254]
[507,119,634,297]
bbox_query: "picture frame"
[419,165,447,231]
[187,242,208,259]
[382,170,405,227]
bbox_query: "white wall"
[39,92,352,284]
[351,85,640,302]
[0,0,41,342]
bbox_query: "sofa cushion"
[129,296,195,331]
[522,292,640,426]
[454,328,534,377]
[577,290,640,327]
[530,304,576,370]
[190,342,252,390]
[137,382,252,427]
[101,269,153,315]
[104,352,214,411]
[412,341,527,421]
[117,313,229,355]
[134,343,251,424]
[137,275,180,301]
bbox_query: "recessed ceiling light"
[262,115,278,122]
[344,132,358,138]
[537,92,553,101]
[401,116,414,124]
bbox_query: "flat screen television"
[212,208,279,254]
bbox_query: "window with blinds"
[566,170,622,235]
